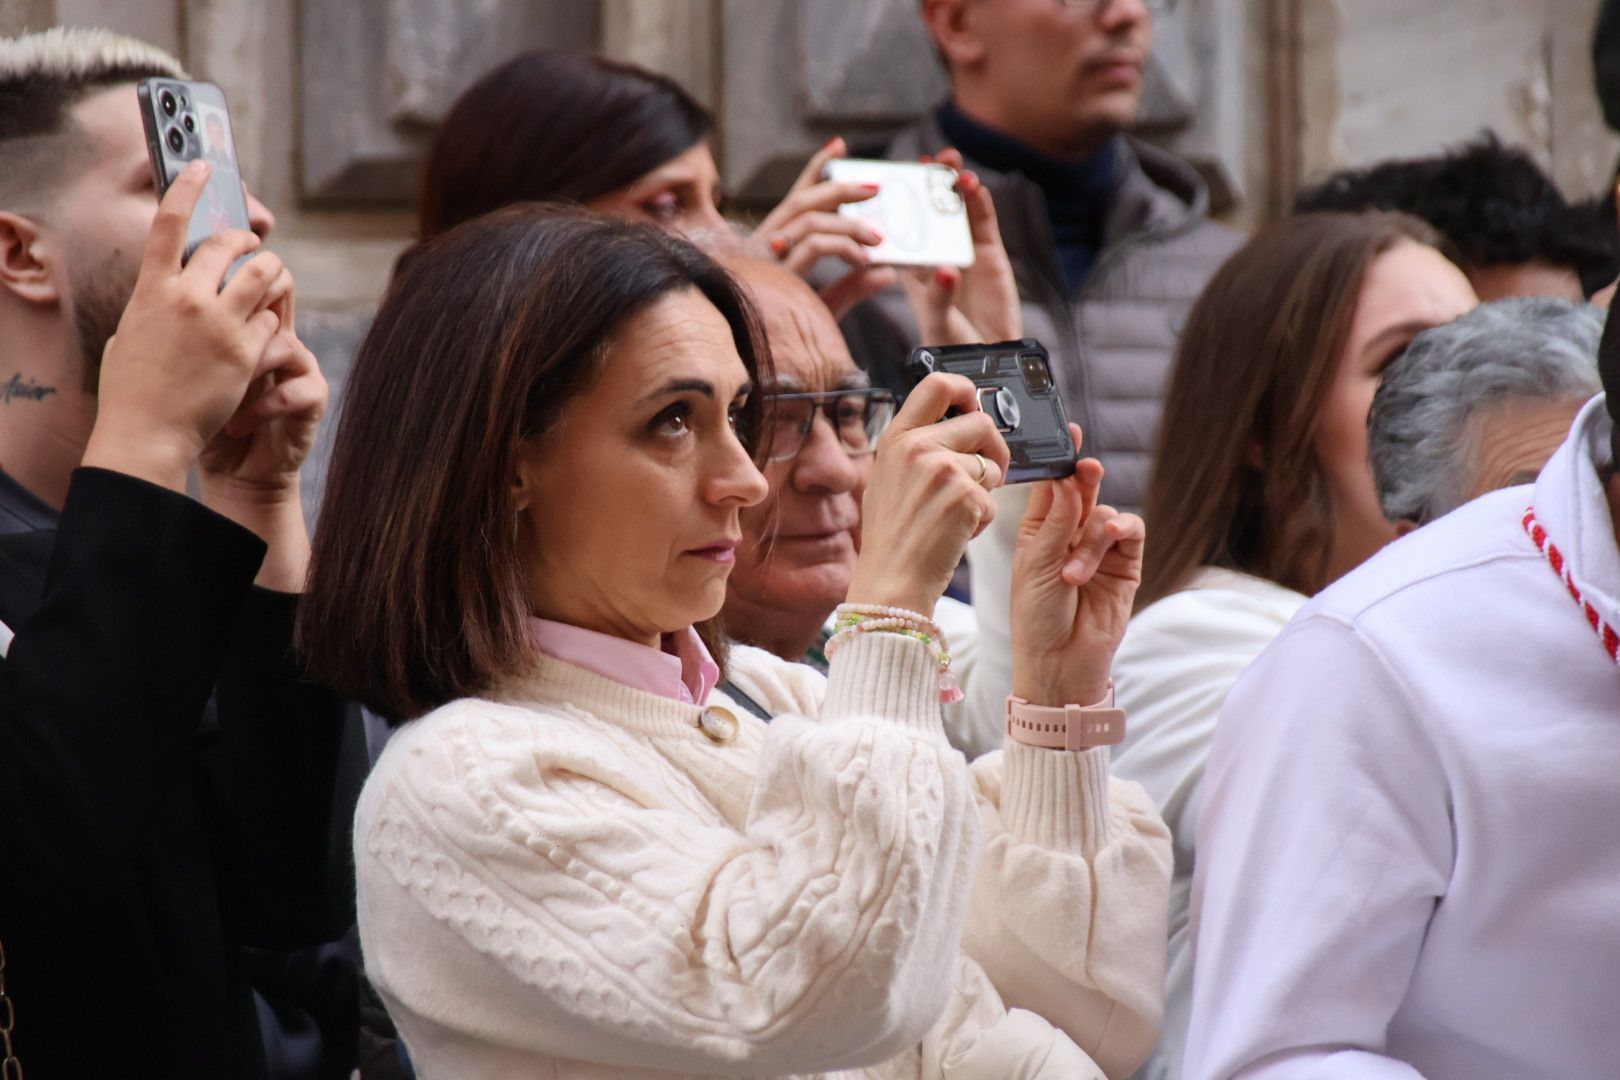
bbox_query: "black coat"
[0,468,349,1078]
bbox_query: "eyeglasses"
[1058,0,1171,11]
[762,388,898,463]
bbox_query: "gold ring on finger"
[972,453,988,485]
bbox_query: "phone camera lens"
[159,89,178,116]
[165,127,186,154]
[1019,355,1052,394]
[182,113,196,133]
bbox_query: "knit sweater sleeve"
[355,631,979,1077]
[960,743,1174,1079]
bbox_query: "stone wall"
[6,0,1617,321]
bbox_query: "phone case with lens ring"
[905,339,1076,484]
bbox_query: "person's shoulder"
[1118,569,1306,676]
[366,693,623,795]
[723,644,826,719]
[1303,486,1537,627]
[0,527,53,623]
[1134,568,1306,628]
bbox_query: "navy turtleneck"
[936,100,1121,297]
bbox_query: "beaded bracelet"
[826,604,963,705]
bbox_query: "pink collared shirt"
[527,617,719,706]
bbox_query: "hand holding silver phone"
[824,159,975,268]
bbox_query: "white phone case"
[825,159,975,268]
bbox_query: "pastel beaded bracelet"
[825,603,962,705]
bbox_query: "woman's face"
[1314,241,1478,584]
[514,287,769,645]
[587,141,728,239]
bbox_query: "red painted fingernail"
[860,183,880,193]
[961,172,980,192]
[824,136,843,151]
[936,267,957,289]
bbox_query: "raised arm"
[958,449,1172,1078]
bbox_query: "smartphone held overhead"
[137,77,255,278]
[907,339,1076,484]
[826,159,975,268]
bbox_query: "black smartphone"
[906,339,1077,484]
[136,77,254,277]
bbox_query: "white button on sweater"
[355,630,1172,1078]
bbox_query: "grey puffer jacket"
[844,113,1243,514]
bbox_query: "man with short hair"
[0,26,276,531]
[1293,135,1614,303]
[845,0,1240,515]
[1370,296,1602,530]
[1184,310,1620,1075]
[0,28,354,1078]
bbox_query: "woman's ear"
[1394,517,1420,538]
[0,211,61,306]
[511,456,533,515]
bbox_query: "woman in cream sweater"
[300,206,1171,1079]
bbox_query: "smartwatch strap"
[1005,683,1126,751]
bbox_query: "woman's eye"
[651,403,692,437]
[641,192,680,222]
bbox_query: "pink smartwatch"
[1005,683,1126,751]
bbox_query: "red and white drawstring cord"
[1522,506,1620,666]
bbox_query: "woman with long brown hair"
[1108,211,1478,1080]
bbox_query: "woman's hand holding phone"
[900,147,1024,345]
[846,373,1011,616]
[751,136,900,319]
[1008,430,1145,708]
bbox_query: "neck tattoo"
[1,374,57,405]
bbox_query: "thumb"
[1019,476,1082,570]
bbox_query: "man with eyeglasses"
[720,256,989,754]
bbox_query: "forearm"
[2,468,264,799]
[964,744,1173,1079]
[198,478,310,592]
[205,586,350,947]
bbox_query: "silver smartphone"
[825,159,975,268]
[136,77,254,278]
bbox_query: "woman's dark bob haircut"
[298,205,772,722]
[418,50,714,239]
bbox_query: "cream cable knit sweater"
[356,631,1172,1079]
